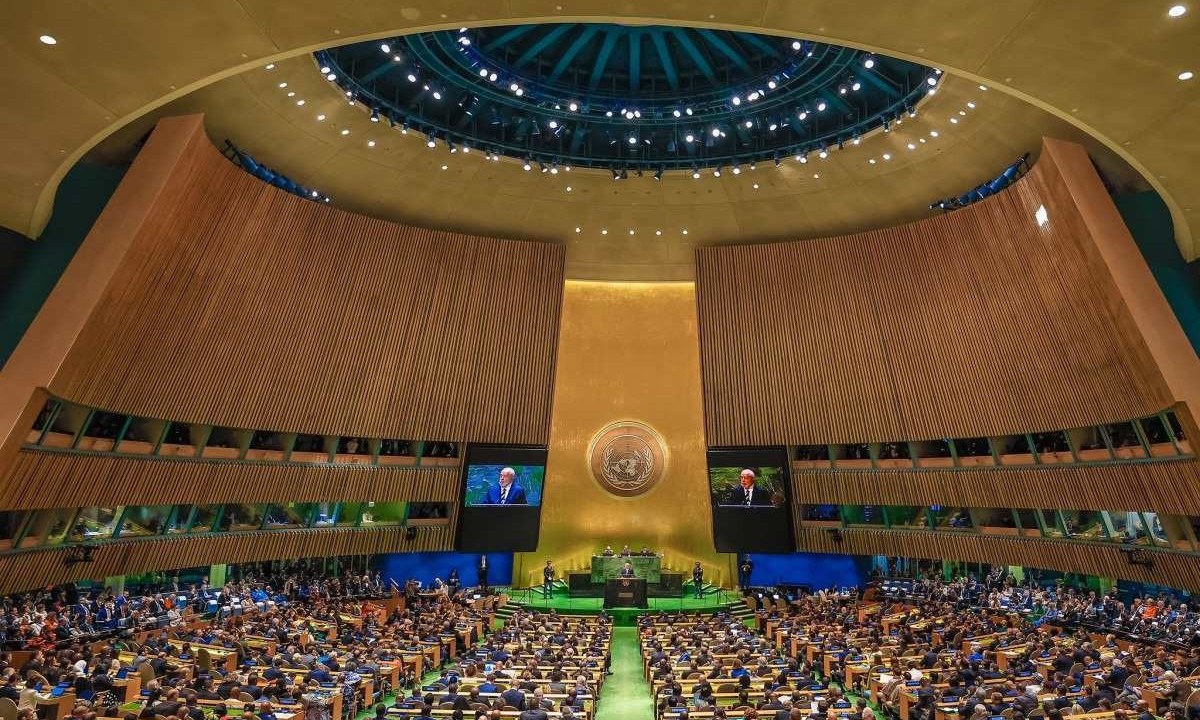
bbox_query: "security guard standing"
[542,559,555,599]
[692,562,705,598]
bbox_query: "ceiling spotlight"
[539,162,548,173]
[907,143,916,150]
[628,135,637,144]
[569,102,579,111]
[979,84,988,90]
[326,73,337,81]
[798,111,808,120]
[950,117,959,124]
[440,164,448,171]
[370,109,380,122]
[634,109,642,118]
[769,123,778,131]
[38,33,58,45]
[768,80,778,89]
[869,158,876,164]
[818,149,828,159]
[967,101,976,108]
[863,56,875,69]
[653,167,664,181]
[550,165,559,174]
[682,228,689,235]
[673,109,682,117]
[523,160,531,171]
[1180,70,1195,80]
[748,92,760,101]
[927,77,937,86]
[296,99,305,106]
[380,43,391,53]
[685,133,695,143]
[515,88,524,96]
[713,167,722,177]
[882,153,891,160]
[791,40,802,50]
[426,138,436,148]
[549,120,559,129]
[817,102,827,111]
[601,228,609,235]
[753,183,760,189]
[774,153,782,167]
[279,82,288,88]
[852,81,861,91]
[731,95,742,106]
[852,136,860,145]
[432,91,442,100]
[407,72,418,83]
[367,140,376,147]
[1168,4,1187,16]
[510,83,519,91]
[656,229,663,236]
[685,107,693,115]
[930,130,940,137]
[605,110,614,117]
[612,168,622,181]
[564,165,572,171]
[732,165,741,175]
[798,153,808,164]
[575,227,582,233]
[839,85,847,95]
[479,68,489,77]
[489,73,498,82]
[629,229,635,235]
[691,167,701,179]
[745,120,754,128]
[317,114,326,121]
[340,129,350,135]
[711,127,721,137]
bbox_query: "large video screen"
[708,447,794,553]
[463,464,545,507]
[457,445,547,552]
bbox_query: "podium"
[604,578,647,608]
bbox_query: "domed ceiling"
[315,24,937,174]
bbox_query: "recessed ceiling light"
[950,118,958,124]
[1168,4,1187,17]
[882,153,891,160]
[441,165,448,170]
[340,129,349,135]
[565,186,572,192]
[1180,70,1195,80]
[317,114,325,121]
[978,84,988,91]
[574,227,581,233]
[681,229,689,235]
[967,101,976,108]
[812,173,820,179]
[266,63,275,70]
[296,100,305,106]
[629,229,636,235]
[367,140,375,147]
[930,130,939,137]
[39,34,57,45]
[287,91,295,97]
[868,158,876,164]
[752,183,759,189]
[601,228,608,235]
[907,143,916,150]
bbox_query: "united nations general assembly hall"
[1,4,1200,720]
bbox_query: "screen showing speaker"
[708,447,794,552]
[456,445,547,551]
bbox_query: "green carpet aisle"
[595,626,654,720]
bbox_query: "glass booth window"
[118,505,174,537]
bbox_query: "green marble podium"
[590,555,661,583]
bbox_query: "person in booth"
[619,561,635,578]
[726,468,772,507]
[483,466,527,505]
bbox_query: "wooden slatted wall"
[0,449,462,510]
[795,527,1200,592]
[697,146,1172,445]
[49,126,564,444]
[0,525,454,594]
[789,460,1200,515]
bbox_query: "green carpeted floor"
[595,626,654,720]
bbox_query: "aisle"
[595,626,654,720]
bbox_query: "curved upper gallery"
[3,2,1195,281]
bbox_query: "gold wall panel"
[515,281,731,587]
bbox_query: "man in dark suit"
[738,554,754,593]
[484,467,527,505]
[500,687,526,710]
[619,562,635,578]
[692,562,705,598]
[477,555,489,591]
[542,560,555,599]
[726,469,773,507]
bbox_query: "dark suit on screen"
[484,482,528,505]
[726,484,773,507]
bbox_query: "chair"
[138,662,156,686]
[237,692,255,703]
[717,684,737,693]
[197,648,212,674]
[0,698,18,720]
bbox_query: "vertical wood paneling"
[794,527,1200,592]
[0,449,463,510]
[46,126,564,443]
[697,144,1173,445]
[0,525,454,595]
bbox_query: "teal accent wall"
[0,163,127,368]
[1115,190,1200,356]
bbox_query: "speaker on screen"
[708,447,794,553]
[456,444,547,552]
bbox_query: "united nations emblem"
[587,421,667,497]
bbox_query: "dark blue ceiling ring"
[315,24,937,173]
